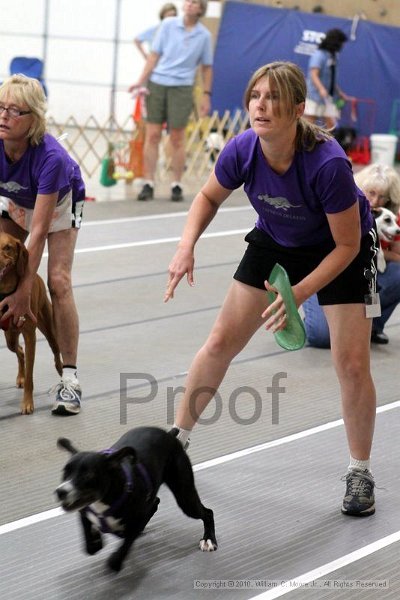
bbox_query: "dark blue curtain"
[212,2,400,135]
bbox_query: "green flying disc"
[266,263,306,351]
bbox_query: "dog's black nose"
[55,487,68,501]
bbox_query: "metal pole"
[42,0,50,76]
[110,0,121,120]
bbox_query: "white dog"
[373,206,400,273]
[205,130,224,164]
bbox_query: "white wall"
[0,0,220,123]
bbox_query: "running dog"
[0,232,62,414]
[372,206,400,273]
[55,427,218,573]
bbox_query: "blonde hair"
[354,163,400,212]
[0,74,47,146]
[244,61,332,151]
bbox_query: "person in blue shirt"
[304,28,351,129]
[303,164,400,346]
[129,0,213,202]
[134,3,178,61]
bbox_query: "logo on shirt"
[258,194,301,211]
[0,181,28,193]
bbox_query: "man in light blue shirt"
[130,0,213,202]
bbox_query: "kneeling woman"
[304,163,400,347]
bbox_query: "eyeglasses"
[0,104,32,118]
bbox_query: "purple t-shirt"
[215,129,372,247]
[0,133,85,209]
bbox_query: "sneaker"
[341,468,375,516]
[169,427,190,450]
[137,183,154,201]
[170,184,184,202]
[371,330,389,344]
[51,378,82,415]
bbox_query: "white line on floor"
[193,418,343,473]
[1,400,398,538]
[0,508,63,536]
[249,531,400,599]
[83,205,252,227]
[44,228,248,256]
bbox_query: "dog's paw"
[150,497,160,516]
[86,537,103,555]
[199,538,217,552]
[21,402,34,415]
[107,551,123,573]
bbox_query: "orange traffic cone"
[129,97,145,177]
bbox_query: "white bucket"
[370,134,398,166]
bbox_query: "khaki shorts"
[304,97,340,120]
[146,80,194,129]
[0,193,84,233]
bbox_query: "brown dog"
[0,232,62,414]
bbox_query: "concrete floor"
[1,180,400,599]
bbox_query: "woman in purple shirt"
[165,62,378,517]
[0,74,85,416]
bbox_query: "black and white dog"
[55,427,217,572]
[372,206,400,273]
[205,128,224,163]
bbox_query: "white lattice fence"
[47,109,249,183]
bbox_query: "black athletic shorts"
[233,226,378,305]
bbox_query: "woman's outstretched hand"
[164,246,195,302]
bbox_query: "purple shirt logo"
[0,180,29,193]
[257,194,302,211]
